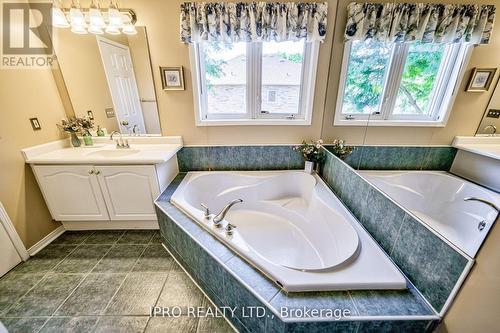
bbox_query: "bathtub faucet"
[213,199,243,226]
[464,197,500,213]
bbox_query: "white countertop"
[22,136,183,165]
[452,136,500,161]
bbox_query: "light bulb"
[122,23,137,35]
[105,24,120,35]
[71,24,87,34]
[69,7,85,26]
[89,8,105,28]
[108,7,122,27]
[88,25,104,34]
[52,7,70,28]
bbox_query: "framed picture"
[466,68,497,92]
[160,66,185,90]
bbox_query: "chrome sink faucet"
[213,199,243,226]
[483,124,497,136]
[110,131,129,149]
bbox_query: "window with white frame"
[191,40,319,125]
[335,39,471,126]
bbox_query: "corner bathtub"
[360,171,500,257]
[171,171,406,292]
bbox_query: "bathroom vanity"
[22,136,182,230]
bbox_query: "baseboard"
[62,220,160,230]
[27,225,65,256]
[0,202,30,261]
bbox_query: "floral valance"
[344,2,496,44]
[180,2,328,44]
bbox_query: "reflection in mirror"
[476,78,500,136]
[53,26,161,135]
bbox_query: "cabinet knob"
[88,170,94,175]
[95,170,101,175]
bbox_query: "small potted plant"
[330,139,354,160]
[294,139,325,174]
[57,118,83,147]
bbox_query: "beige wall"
[0,69,65,248]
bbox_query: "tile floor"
[0,230,235,333]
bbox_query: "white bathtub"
[360,171,500,257]
[171,171,406,292]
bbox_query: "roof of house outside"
[209,54,302,85]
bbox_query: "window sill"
[333,119,447,127]
[196,118,312,126]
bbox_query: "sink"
[86,149,140,158]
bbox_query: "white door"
[32,165,109,221]
[97,37,146,133]
[0,203,23,276]
[96,165,160,221]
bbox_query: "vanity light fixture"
[52,0,137,36]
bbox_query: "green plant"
[294,139,325,163]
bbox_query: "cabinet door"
[96,165,160,221]
[32,165,109,221]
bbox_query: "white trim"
[27,226,65,256]
[438,258,475,317]
[61,220,159,230]
[0,202,30,261]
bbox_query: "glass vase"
[70,132,81,148]
[83,133,93,146]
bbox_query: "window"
[190,40,319,125]
[335,40,471,126]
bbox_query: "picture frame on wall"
[466,68,497,92]
[160,66,185,91]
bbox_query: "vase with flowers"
[293,139,325,174]
[57,117,95,147]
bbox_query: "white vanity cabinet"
[33,165,110,221]
[32,161,177,228]
[22,136,182,230]
[96,165,159,221]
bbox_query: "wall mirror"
[53,26,161,135]
[476,77,500,136]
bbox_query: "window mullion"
[248,42,262,120]
[380,43,408,120]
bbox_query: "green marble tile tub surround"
[155,175,438,333]
[177,145,304,172]
[320,148,471,313]
[325,145,457,171]
[0,229,235,333]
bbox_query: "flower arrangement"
[57,117,94,134]
[57,117,95,147]
[294,139,325,163]
[329,139,354,160]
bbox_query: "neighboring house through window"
[190,40,319,125]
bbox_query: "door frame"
[0,202,29,261]
[96,36,146,133]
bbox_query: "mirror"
[53,26,161,135]
[476,78,500,136]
